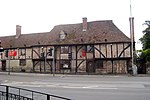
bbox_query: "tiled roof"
[50,20,130,45]
[0,32,51,48]
[0,20,130,48]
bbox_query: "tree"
[140,20,150,50]
[139,20,150,63]
[140,49,150,63]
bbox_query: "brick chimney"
[16,25,21,38]
[82,17,87,32]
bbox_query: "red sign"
[8,51,13,56]
[8,50,17,57]
[82,50,86,57]
[13,51,17,56]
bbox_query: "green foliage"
[140,20,150,50]
[139,49,150,63]
[139,20,150,63]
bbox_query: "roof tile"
[0,20,130,48]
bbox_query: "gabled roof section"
[0,20,130,48]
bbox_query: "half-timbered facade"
[0,18,132,74]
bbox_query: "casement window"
[60,60,70,69]
[19,59,26,66]
[20,49,26,56]
[40,52,45,59]
[87,45,94,53]
[95,60,103,69]
[61,46,69,54]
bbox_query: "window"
[61,46,69,54]
[20,49,26,56]
[59,30,66,40]
[19,59,26,66]
[60,34,66,40]
[95,60,103,69]
[87,45,94,53]
[60,60,70,69]
[40,52,45,59]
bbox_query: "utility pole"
[129,0,137,75]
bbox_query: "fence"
[0,85,72,100]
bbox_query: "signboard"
[8,50,17,57]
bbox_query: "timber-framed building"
[0,18,132,74]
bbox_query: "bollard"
[6,86,9,100]
[47,95,50,100]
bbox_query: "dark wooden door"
[2,60,6,71]
[86,61,95,73]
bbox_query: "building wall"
[5,59,33,72]
[0,42,131,74]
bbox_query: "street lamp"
[44,47,55,76]
[41,47,46,72]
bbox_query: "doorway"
[86,61,95,73]
[1,60,6,71]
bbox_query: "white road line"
[86,87,118,90]
[62,86,118,90]
[1,81,145,90]
[82,85,99,88]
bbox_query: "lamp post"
[45,47,55,76]
[0,45,4,72]
[8,50,10,75]
[110,44,113,73]
[8,50,17,75]
[52,47,55,76]
[44,50,46,73]
[41,47,46,72]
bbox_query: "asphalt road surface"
[0,72,150,100]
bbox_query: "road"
[0,72,150,100]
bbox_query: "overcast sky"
[0,0,150,50]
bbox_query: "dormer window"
[59,30,66,40]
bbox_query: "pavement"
[0,71,150,77]
[1,71,150,100]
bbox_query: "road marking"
[1,81,146,90]
[62,86,118,90]
[82,85,99,88]
[85,87,118,90]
